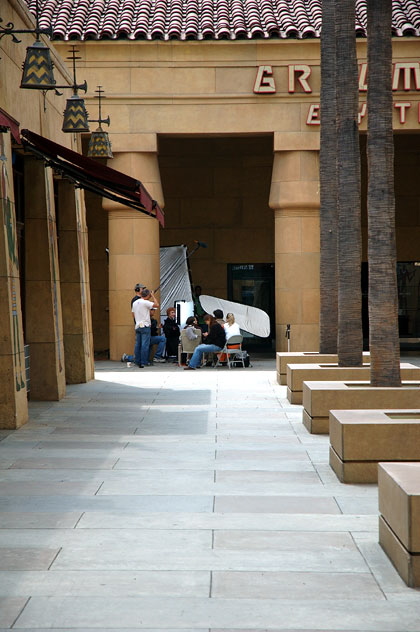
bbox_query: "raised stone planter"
[276,351,370,385]
[286,362,371,404]
[378,462,420,587]
[329,409,420,483]
[302,376,420,435]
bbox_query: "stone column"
[269,138,320,352]
[24,158,66,400]
[103,140,164,361]
[0,132,28,428]
[58,181,94,383]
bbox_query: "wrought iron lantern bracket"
[0,17,52,43]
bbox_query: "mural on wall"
[44,167,63,373]
[0,134,25,391]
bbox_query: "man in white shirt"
[132,289,159,367]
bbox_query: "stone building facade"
[1,0,420,427]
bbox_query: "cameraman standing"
[132,289,159,368]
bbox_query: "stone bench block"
[302,380,420,435]
[329,409,420,483]
[378,462,420,587]
[276,352,370,385]
[286,362,375,404]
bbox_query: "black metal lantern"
[20,40,56,89]
[87,86,112,157]
[1,0,53,82]
[87,127,113,158]
[62,94,90,133]
[61,47,89,132]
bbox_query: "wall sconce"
[1,6,90,132]
[87,86,113,158]
[21,39,56,89]
[0,0,53,83]
[62,47,89,133]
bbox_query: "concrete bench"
[378,462,420,587]
[329,409,420,483]
[286,362,371,404]
[302,378,420,435]
[276,352,371,386]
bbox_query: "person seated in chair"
[184,316,200,340]
[184,314,225,370]
[149,310,166,362]
[213,309,225,326]
[224,312,241,340]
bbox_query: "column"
[24,158,66,400]
[103,141,164,361]
[0,132,28,428]
[58,181,94,383]
[269,143,320,352]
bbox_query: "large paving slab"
[1,355,420,631]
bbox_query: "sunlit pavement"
[1,353,420,631]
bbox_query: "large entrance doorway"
[158,134,275,345]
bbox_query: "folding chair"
[214,335,245,368]
[178,328,202,365]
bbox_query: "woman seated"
[224,312,241,341]
[184,316,201,340]
[184,314,225,370]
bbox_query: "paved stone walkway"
[1,355,420,631]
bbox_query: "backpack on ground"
[232,350,251,368]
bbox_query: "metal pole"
[285,324,291,352]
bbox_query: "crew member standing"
[132,289,159,367]
[163,307,180,360]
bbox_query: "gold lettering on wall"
[288,64,312,93]
[252,65,420,126]
[253,65,276,94]
[306,104,320,125]
[359,63,368,92]
[394,102,412,123]
[358,103,367,124]
[392,63,420,91]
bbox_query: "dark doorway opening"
[228,263,274,350]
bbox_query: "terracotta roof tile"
[25,0,420,41]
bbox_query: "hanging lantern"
[87,86,112,157]
[87,126,113,158]
[20,40,56,89]
[62,94,90,132]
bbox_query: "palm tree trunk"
[336,0,363,367]
[367,0,401,386]
[319,0,338,353]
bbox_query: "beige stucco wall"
[65,38,420,139]
[53,36,420,354]
[0,0,94,425]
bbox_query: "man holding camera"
[132,288,159,368]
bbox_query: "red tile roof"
[25,0,420,41]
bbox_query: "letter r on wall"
[288,65,312,93]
